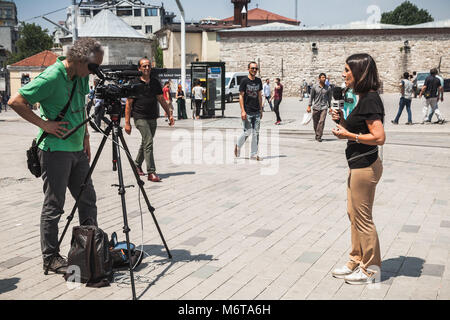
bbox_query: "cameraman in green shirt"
[8,38,104,274]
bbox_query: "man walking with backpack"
[419,68,444,124]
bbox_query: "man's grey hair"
[67,38,103,63]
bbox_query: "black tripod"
[44,110,172,300]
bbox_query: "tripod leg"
[111,127,137,300]
[44,123,113,275]
[117,128,172,259]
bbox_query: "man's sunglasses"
[250,67,259,70]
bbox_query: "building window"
[117,7,133,16]
[145,8,158,16]
[134,8,141,16]
[145,25,153,34]
[159,35,168,49]
[132,25,142,30]
[80,9,90,16]
[93,10,101,16]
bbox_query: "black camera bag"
[64,224,113,287]
[26,82,77,178]
[108,232,143,270]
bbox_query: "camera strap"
[36,81,78,146]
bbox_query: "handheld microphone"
[331,86,344,124]
[332,86,344,101]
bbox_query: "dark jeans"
[274,99,282,122]
[312,109,327,139]
[38,149,97,260]
[394,97,412,123]
[195,99,202,117]
[177,98,187,119]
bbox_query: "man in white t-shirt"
[192,81,205,119]
[392,72,414,125]
[262,78,273,111]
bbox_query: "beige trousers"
[346,157,383,274]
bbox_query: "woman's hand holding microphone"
[330,108,350,139]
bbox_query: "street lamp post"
[72,0,78,43]
[175,0,186,94]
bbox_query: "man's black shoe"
[43,254,68,274]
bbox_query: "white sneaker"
[344,267,375,285]
[332,265,355,279]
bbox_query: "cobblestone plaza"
[0,94,449,300]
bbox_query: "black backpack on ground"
[64,225,113,287]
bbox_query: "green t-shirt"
[18,56,89,152]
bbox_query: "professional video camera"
[88,63,145,116]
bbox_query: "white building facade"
[65,0,175,39]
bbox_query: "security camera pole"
[175,0,186,93]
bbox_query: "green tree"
[154,43,164,68]
[151,40,163,68]
[7,22,53,65]
[381,1,434,25]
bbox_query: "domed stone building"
[60,9,152,65]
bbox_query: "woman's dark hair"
[346,53,380,94]
[319,73,326,78]
[403,72,409,79]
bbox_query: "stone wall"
[219,31,450,95]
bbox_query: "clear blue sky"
[15,0,450,33]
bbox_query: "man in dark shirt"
[419,68,444,124]
[125,58,174,182]
[234,61,263,161]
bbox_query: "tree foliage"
[381,1,434,25]
[7,23,53,65]
[154,42,164,68]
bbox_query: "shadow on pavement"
[158,171,196,179]
[0,277,20,294]
[381,256,425,282]
[135,244,216,299]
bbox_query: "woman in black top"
[330,53,385,285]
[176,84,187,120]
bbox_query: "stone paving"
[0,94,449,300]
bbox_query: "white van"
[225,72,248,103]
